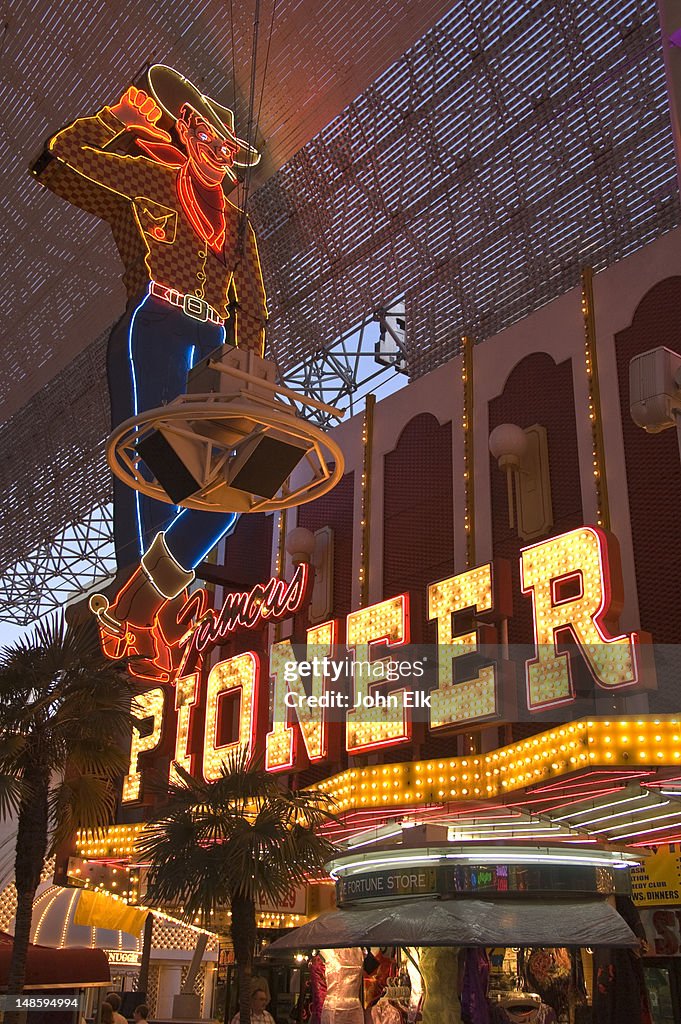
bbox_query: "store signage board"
[338,868,439,902]
[631,845,681,907]
[335,862,620,905]
[105,950,142,966]
[256,886,307,915]
[119,526,653,800]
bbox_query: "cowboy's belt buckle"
[183,293,209,322]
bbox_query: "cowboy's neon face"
[177,111,239,185]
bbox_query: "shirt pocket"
[133,197,178,244]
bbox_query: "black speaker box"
[136,430,202,504]
[230,434,310,498]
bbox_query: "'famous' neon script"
[185,563,311,663]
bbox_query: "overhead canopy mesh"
[264,898,638,952]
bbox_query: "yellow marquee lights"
[76,823,144,859]
[203,652,259,782]
[172,672,199,782]
[123,688,165,802]
[428,563,497,727]
[521,527,645,710]
[317,718,681,813]
[119,526,655,793]
[266,621,337,772]
[345,595,411,754]
[80,718,681,861]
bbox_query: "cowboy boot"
[90,531,195,635]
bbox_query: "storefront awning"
[264,898,639,952]
[0,931,110,987]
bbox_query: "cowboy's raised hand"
[110,86,171,142]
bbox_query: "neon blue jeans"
[107,289,237,572]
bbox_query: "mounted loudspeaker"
[227,432,311,498]
[136,429,204,504]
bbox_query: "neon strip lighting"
[583,800,671,832]
[346,828,404,850]
[520,787,625,813]
[186,562,309,662]
[531,771,653,795]
[551,791,651,823]
[593,811,681,839]
[127,288,151,555]
[328,847,640,879]
[190,510,238,568]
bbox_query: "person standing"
[105,994,128,1024]
[229,987,276,1024]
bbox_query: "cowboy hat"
[146,64,261,168]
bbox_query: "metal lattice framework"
[0,503,116,625]
[254,0,680,381]
[2,0,680,623]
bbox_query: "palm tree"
[138,749,337,1024]
[0,614,134,999]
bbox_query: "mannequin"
[320,948,365,1024]
[416,947,463,1024]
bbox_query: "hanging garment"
[461,947,491,1024]
[490,1002,557,1024]
[310,954,329,1024]
[321,948,365,1024]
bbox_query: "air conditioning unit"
[629,347,681,433]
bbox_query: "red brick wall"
[222,512,273,587]
[615,277,681,643]
[383,413,454,640]
[297,470,355,624]
[489,352,584,645]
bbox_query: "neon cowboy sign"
[121,526,653,802]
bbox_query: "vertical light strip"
[358,394,376,607]
[462,335,476,567]
[581,267,610,531]
[275,509,286,577]
[274,508,287,642]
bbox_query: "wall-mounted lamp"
[285,526,317,565]
[630,347,681,460]
[489,423,553,541]
[285,525,335,622]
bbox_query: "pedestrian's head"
[106,994,121,1012]
[102,1004,114,1024]
[251,989,269,1012]
[133,1005,149,1022]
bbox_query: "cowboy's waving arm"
[38,88,171,201]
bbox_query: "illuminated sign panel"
[428,561,512,728]
[123,688,165,802]
[266,619,339,772]
[105,950,142,966]
[345,595,412,754]
[203,653,260,781]
[121,528,649,801]
[521,527,646,710]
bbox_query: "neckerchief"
[137,138,227,253]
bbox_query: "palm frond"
[0,771,25,820]
[140,753,338,926]
[49,774,117,849]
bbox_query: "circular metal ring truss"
[107,389,345,514]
